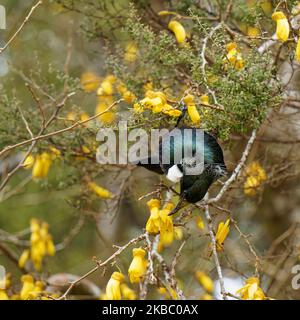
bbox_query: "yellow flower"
[23,154,35,169]
[128,248,148,284]
[200,95,210,106]
[28,281,45,300]
[236,277,266,300]
[46,235,56,256]
[296,37,300,61]
[81,72,101,92]
[159,202,175,246]
[20,219,56,271]
[272,11,289,42]
[168,20,186,43]
[244,161,267,196]
[66,112,76,121]
[120,284,136,300]
[163,108,182,118]
[49,146,61,159]
[18,249,30,269]
[80,112,90,123]
[96,96,116,124]
[88,181,113,199]
[143,81,153,92]
[245,161,267,181]
[0,290,9,300]
[183,94,195,105]
[106,272,125,300]
[133,102,144,113]
[20,275,35,300]
[215,219,230,251]
[117,82,136,103]
[146,199,161,234]
[195,271,214,293]
[225,42,244,70]
[97,75,116,96]
[187,105,200,124]
[196,216,205,230]
[244,176,260,196]
[124,42,137,62]
[32,152,52,179]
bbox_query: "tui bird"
[138,127,227,214]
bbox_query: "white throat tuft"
[166,165,183,183]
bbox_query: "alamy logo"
[96,121,205,176]
[292,265,300,290]
[0,5,6,30]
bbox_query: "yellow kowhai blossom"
[168,20,186,43]
[81,72,101,92]
[215,219,230,251]
[136,90,181,117]
[244,161,267,196]
[200,95,210,106]
[23,154,35,169]
[96,95,116,124]
[225,42,244,70]
[120,284,136,300]
[80,112,89,121]
[195,271,214,293]
[27,281,45,300]
[196,216,205,230]
[49,146,61,159]
[143,81,153,92]
[20,275,35,300]
[187,105,200,124]
[88,181,113,199]
[245,161,267,181]
[124,42,138,63]
[18,249,30,268]
[106,272,125,300]
[159,202,175,246]
[19,219,55,271]
[183,94,200,124]
[244,176,261,196]
[97,75,116,96]
[236,277,266,300]
[272,11,289,42]
[128,248,148,284]
[117,82,136,103]
[146,198,161,234]
[0,290,9,300]
[163,108,182,117]
[146,200,175,246]
[183,94,195,105]
[32,152,52,179]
